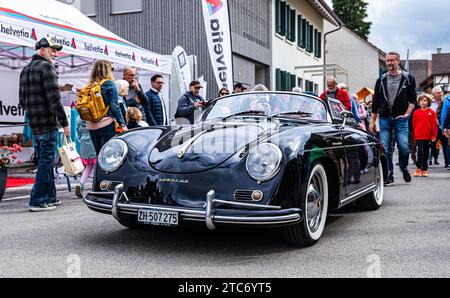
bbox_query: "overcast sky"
[324,0,450,60]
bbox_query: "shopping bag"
[58,136,84,177]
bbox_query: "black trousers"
[89,122,116,156]
[416,140,431,171]
[438,128,450,166]
[429,127,441,162]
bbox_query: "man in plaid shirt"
[19,37,71,212]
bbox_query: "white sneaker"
[29,204,57,212]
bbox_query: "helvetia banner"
[0,0,172,74]
[201,0,234,90]
[172,46,192,94]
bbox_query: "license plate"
[137,209,179,227]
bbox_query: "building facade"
[324,25,386,94]
[273,0,339,94]
[61,0,339,97]
[407,50,450,94]
[65,0,271,99]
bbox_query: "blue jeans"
[29,130,58,207]
[379,116,411,176]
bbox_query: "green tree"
[332,0,372,40]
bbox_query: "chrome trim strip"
[177,130,208,159]
[89,191,115,196]
[84,196,302,226]
[213,199,281,210]
[304,143,378,153]
[341,183,376,205]
[206,191,216,231]
[119,204,205,215]
[214,213,301,224]
[111,184,124,221]
[83,199,113,213]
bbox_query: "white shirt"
[151,88,168,125]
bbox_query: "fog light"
[100,180,110,191]
[252,190,264,202]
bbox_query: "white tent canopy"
[0,0,174,163]
[0,0,172,73]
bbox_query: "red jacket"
[413,108,438,141]
[320,88,352,111]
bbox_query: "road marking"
[3,184,92,202]
[2,195,30,201]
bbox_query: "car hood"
[149,121,276,174]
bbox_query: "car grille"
[233,190,254,202]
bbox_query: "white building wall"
[434,75,449,85]
[325,23,380,94]
[272,0,325,92]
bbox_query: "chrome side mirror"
[340,110,354,127]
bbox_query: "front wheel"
[357,161,384,211]
[283,163,329,247]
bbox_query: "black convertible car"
[84,92,386,247]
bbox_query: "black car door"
[327,99,376,197]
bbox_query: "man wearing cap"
[175,80,207,124]
[19,37,70,212]
[233,83,247,94]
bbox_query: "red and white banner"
[201,0,234,91]
[0,0,172,74]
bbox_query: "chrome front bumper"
[84,184,303,230]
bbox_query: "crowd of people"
[318,51,450,185]
[18,38,450,212]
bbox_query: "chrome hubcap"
[307,173,324,233]
[374,165,384,205]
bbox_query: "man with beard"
[370,51,417,186]
[19,37,70,212]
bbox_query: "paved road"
[1,162,449,278]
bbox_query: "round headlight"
[98,139,128,173]
[246,143,282,182]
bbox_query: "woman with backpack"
[85,60,127,155]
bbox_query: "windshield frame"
[198,91,333,123]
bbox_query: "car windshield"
[201,92,329,122]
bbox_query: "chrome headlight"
[246,143,282,182]
[98,139,128,173]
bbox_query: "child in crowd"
[412,94,438,177]
[75,116,97,198]
[126,107,149,130]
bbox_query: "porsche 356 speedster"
[84,92,386,247]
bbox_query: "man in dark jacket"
[123,67,157,126]
[176,80,207,124]
[370,51,417,185]
[145,74,168,126]
[19,37,70,212]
